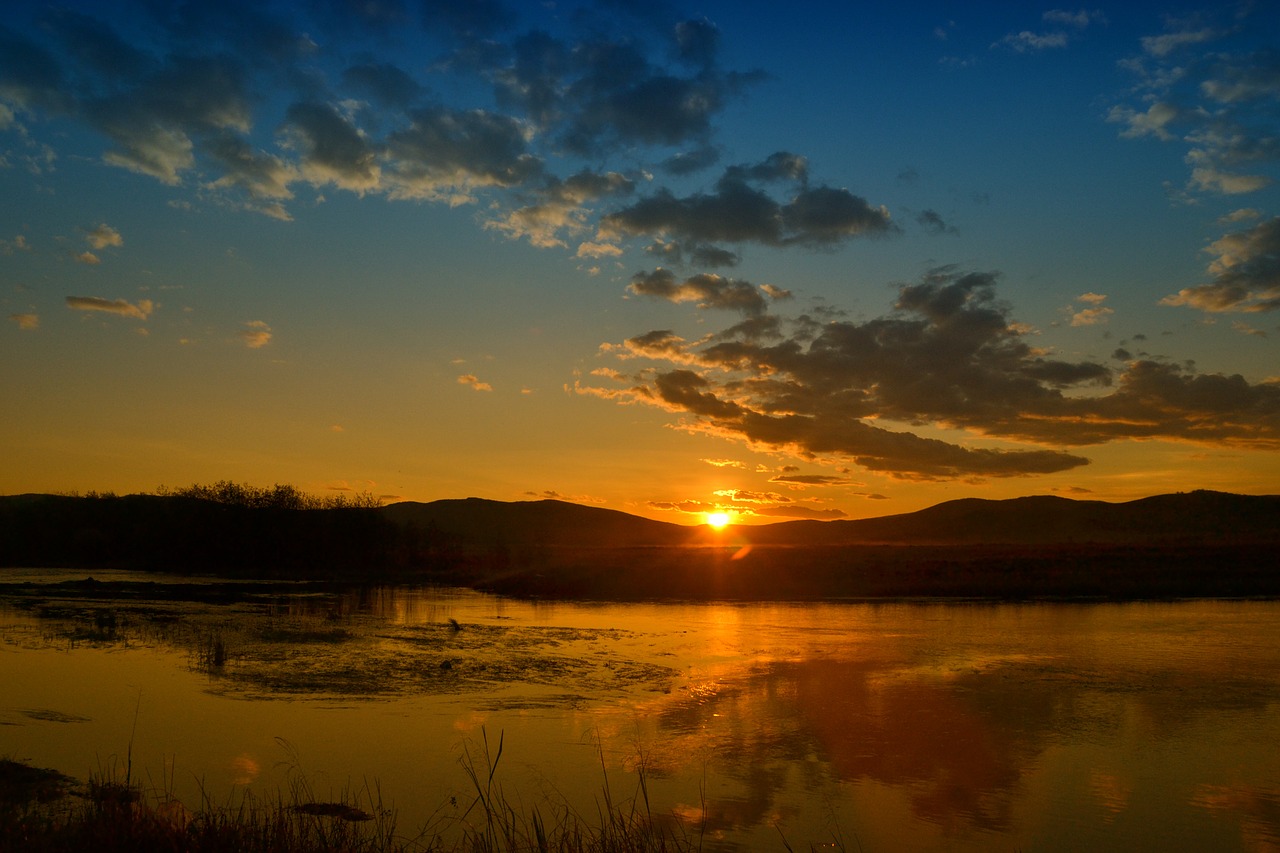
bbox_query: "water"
[2,573,1278,851]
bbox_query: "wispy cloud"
[9,312,39,330]
[239,320,272,348]
[994,9,1104,53]
[457,373,493,392]
[65,295,153,319]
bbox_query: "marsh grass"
[0,729,760,853]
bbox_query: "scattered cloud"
[1,235,32,254]
[457,373,493,391]
[239,319,272,348]
[1070,292,1114,326]
[85,223,122,249]
[1231,321,1267,338]
[994,9,1104,53]
[9,312,39,330]
[65,295,153,319]
[1112,9,1280,199]
[0,2,764,236]
[73,251,101,265]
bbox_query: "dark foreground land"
[1,487,1277,601]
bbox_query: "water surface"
[2,574,1277,851]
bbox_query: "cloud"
[916,209,956,235]
[997,31,1069,53]
[457,373,493,391]
[1140,27,1218,58]
[385,106,542,201]
[994,10,1103,53]
[239,320,272,348]
[1070,293,1113,326]
[582,267,1280,479]
[487,169,633,248]
[600,154,896,255]
[1,234,31,254]
[751,505,848,519]
[85,223,123,249]
[73,251,101,265]
[627,269,771,315]
[770,475,855,487]
[1161,217,1280,313]
[65,295,154,320]
[701,458,745,468]
[0,4,767,241]
[9,313,38,330]
[283,101,381,192]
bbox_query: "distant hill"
[380,490,1280,548]
[743,490,1280,547]
[380,497,699,549]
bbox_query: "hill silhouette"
[380,497,700,549]
[382,490,1279,548]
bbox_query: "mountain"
[380,490,1280,548]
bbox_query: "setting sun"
[705,511,731,529]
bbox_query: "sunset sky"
[3,0,1278,523]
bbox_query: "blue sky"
[2,0,1278,522]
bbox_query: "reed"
[0,729,744,853]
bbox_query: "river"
[2,571,1278,851]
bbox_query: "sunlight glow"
[705,511,731,529]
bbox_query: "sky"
[2,0,1279,524]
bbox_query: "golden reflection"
[1089,769,1133,821]
[230,754,260,785]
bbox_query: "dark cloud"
[0,2,759,227]
[142,0,307,64]
[342,62,425,109]
[42,9,152,82]
[1162,216,1280,313]
[628,269,769,314]
[421,0,516,39]
[770,475,853,486]
[285,101,381,191]
[582,267,1280,480]
[916,209,956,235]
[660,144,720,175]
[601,155,895,254]
[672,18,719,69]
[0,25,71,112]
[385,105,542,198]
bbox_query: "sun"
[705,511,731,529]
